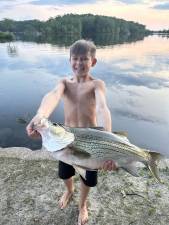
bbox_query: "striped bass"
[35,118,162,182]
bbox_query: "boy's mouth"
[75,67,84,72]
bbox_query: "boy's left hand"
[102,160,118,171]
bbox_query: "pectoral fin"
[73,165,87,180]
[68,146,91,159]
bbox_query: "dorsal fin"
[53,123,105,131]
[53,123,128,138]
[89,127,105,131]
[113,131,128,137]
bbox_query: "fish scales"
[72,140,140,162]
[73,136,142,158]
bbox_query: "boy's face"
[70,52,97,77]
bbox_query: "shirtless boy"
[26,39,116,225]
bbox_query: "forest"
[0,14,151,43]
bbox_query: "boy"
[26,39,116,225]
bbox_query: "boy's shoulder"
[59,77,72,85]
[93,79,106,90]
[59,77,106,90]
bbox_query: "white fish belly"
[51,147,145,170]
[52,148,104,170]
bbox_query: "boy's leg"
[78,181,90,225]
[59,177,74,209]
[78,170,98,225]
[58,161,75,209]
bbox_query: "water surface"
[0,35,169,156]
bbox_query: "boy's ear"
[92,58,97,67]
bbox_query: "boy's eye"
[72,56,89,61]
[82,57,89,61]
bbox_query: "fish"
[35,118,162,183]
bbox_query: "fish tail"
[148,152,162,183]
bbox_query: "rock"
[0,147,169,225]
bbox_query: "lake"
[0,35,169,156]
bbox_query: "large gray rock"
[0,147,169,225]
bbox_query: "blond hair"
[70,39,96,58]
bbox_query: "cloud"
[95,60,169,90]
[153,2,169,10]
[115,0,142,4]
[0,0,169,30]
[1,0,32,4]
[0,0,32,13]
[113,108,166,124]
[30,0,98,5]
[114,73,169,89]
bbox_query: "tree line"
[0,14,151,41]
[157,29,169,34]
[0,31,14,41]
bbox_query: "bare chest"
[63,80,97,126]
[64,82,95,105]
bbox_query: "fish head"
[34,118,73,140]
[34,118,75,152]
[49,123,67,137]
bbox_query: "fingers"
[29,130,41,139]
[26,120,41,139]
[102,160,118,171]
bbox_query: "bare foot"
[59,191,73,209]
[78,206,88,225]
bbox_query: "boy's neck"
[73,74,92,83]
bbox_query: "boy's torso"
[63,78,97,127]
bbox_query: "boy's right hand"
[26,114,43,139]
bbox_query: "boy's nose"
[77,60,83,65]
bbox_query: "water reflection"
[7,43,18,57]
[16,32,147,46]
[17,33,81,46]
[85,32,147,46]
[0,35,169,156]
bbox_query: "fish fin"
[110,132,131,145]
[60,125,105,131]
[113,131,128,137]
[90,127,105,131]
[147,151,162,183]
[121,162,139,177]
[73,165,86,180]
[68,146,91,158]
[74,164,98,171]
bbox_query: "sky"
[0,0,169,30]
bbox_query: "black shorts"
[58,161,98,187]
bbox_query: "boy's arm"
[26,79,66,138]
[94,80,117,171]
[94,80,112,132]
[37,79,65,118]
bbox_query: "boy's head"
[70,39,97,77]
[70,39,96,58]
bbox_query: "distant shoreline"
[0,31,14,41]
